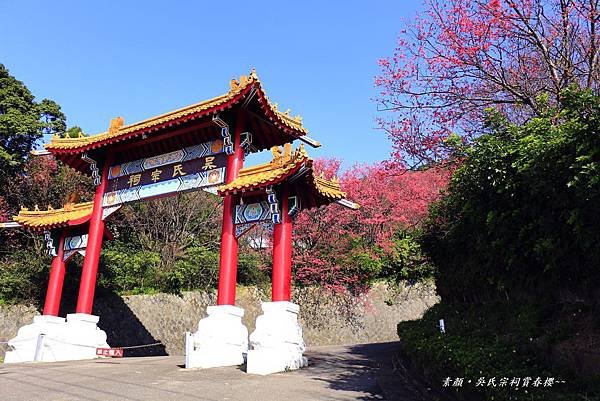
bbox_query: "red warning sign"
[96,347,124,357]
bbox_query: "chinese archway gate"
[3,70,358,374]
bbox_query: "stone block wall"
[0,282,438,358]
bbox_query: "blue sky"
[0,0,419,169]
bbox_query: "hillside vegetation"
[399,90,600,401]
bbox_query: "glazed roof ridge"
[218,144,346,201]
[12,201,94,230]
[45,69,307,152]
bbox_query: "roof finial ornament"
[250,68,258,78]
[47,204,54,211]
[270,143,293,167]
[284,109,291,116]
[108,117,124,135]
[283,142,292,158]
[295,143,307,158]
[271,145,283,161]
[34,205,40,211]
[229,78,240,92]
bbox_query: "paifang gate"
[2,70,358,374]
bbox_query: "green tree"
[422,89,600,303]
[64,125,85,138]
[0,64,66,191]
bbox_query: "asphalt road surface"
[0,342,433,401]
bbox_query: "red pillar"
[216,111,245,305]
[272,187,293,302]
[75,155,111,314]
[43,231,67,316]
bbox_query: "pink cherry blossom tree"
[376,0,600,166]
[291,159,450,292]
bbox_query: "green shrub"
[381,230,435,283]
[422,89,600,303]
[237,252,270,287]
[398,303,600,401]
[0,249,50,304]
[99,245,161,294]
[158,246,219,293]
[404,89,600,400]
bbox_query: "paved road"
[0,342,432,401]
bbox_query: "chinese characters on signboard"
[102,140,226,207]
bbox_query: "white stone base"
[3,313,109,363]
[185,305,248,369]
[246,301,308,375]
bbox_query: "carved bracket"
[81,153,101,186]
[212,114,234,155]
[102,205,122,220]
[235,222,256,238]
[288,196,301,218]
[44,230,57,257]
[266,186,280,224]
[240,131,253,155]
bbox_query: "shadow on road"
[305,342,391,400]
[305,342,444,401]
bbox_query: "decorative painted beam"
[336,199,361,210]
[31,149,51,156]
[0,221,22,228]
[102,140,226,207]
[298,135,321,148]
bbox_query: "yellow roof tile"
[218,144,347,205]
[13,202,94,230]
[45,69,307,152]
[313,176,346,200]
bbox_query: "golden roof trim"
[218,144,308,192]
[314,176,346,200]
[45,69,307,152]
[13,201,94,229]
[218,144,346,201]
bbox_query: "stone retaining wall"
[0,282,438,357]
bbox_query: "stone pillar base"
[4,313,109,363]
[246,301,308,375]
[185,305,248,369]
